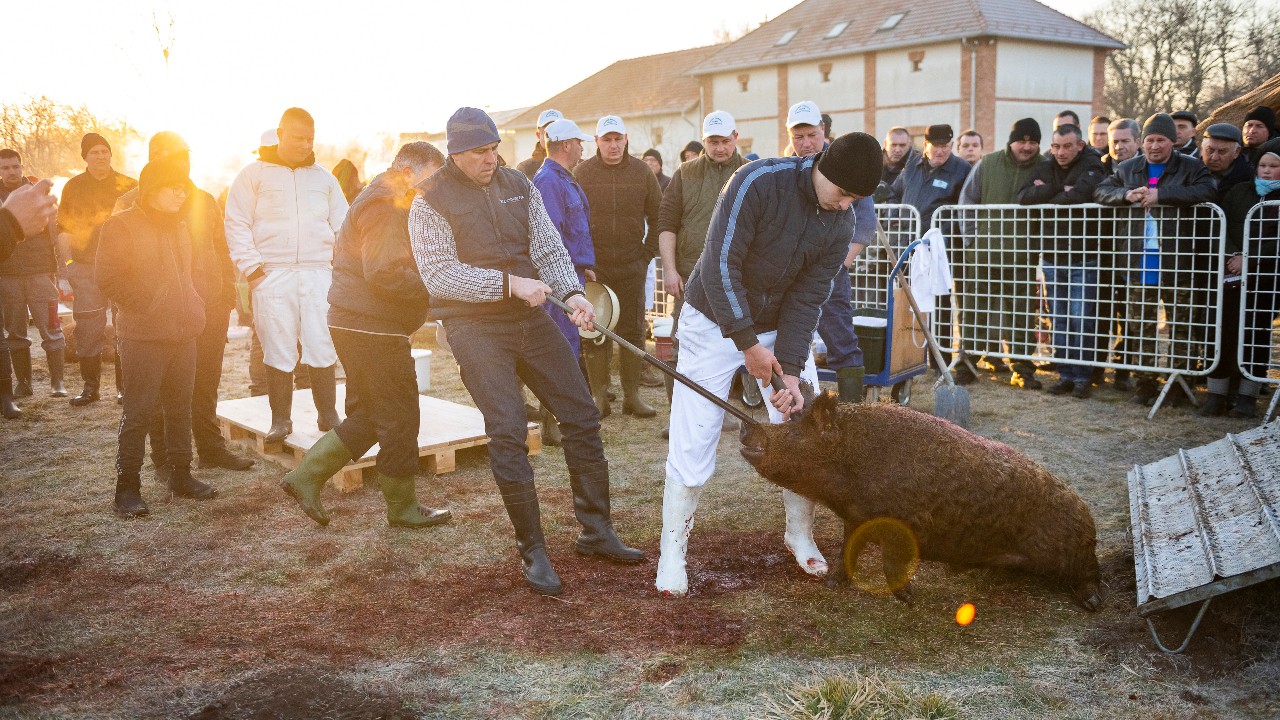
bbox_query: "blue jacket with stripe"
[683,154,855,376]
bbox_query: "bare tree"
[0,97,139,178]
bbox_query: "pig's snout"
[739,422,767,466]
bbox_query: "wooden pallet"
[216,386,540,492]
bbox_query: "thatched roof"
[1200,72,1280,131]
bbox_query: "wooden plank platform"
[216,386,540,492]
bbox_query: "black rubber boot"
[620,352,656,417]
[1131,378,1159,406]
[114,472,149,518]
[585,344,611,419]
[308,364,341,431]
[70,355,101,406]
[497,482,562,595]
[11,348,32,397]
[264,366,294,442]
[539,406,562,447]
[1113,369,1134,392]
[568,461,645,564]
[198,446,255,471]
[170,465,217,500]
[836,366,865,403]
[1198,393,1230,417]
[114,357,123,404]
[1012,363,1042,390]
[1229,395,1258,419]
[48,347,67,397]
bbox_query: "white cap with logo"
[537,109,565,128]
[544,119,593,143]
[596,115,627,137]
[702,111,736,139]
[786,101,821,129]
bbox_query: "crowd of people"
[0,96,1275,596]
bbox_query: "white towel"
[907,227,953,314]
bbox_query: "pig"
[739,391,1102,611]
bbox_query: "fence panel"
[1238,201,1280,409]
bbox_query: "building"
[502,45,722,168]
[685,0,1125,156]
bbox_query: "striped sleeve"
[408,195,507,303]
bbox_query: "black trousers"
[118,338,196,476]
[331,327,421,479]
[594,260,648,348]
[149,308,232,460]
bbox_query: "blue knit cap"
[446,107,501,155]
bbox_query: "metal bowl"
[578,281,620,345]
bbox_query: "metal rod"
[547,295,769,427]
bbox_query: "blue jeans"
[816,267,863,370]
[443,310,604,486]
[1043,261,1097,382]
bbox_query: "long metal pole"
[547,295,769,427]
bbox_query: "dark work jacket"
[1018,151,1107,261]
[95,204,206,342]
[57,169,136,264]
[1094,152,1217,271]
[0,209,20,262]
[418,160,539,321]
[573,154,662,275]
[0,179,57,276]
[517,143,547,181]
[329,172,431,335]
[1223,183,1280,259]
[1212,154,1255,202]
[683,155,853,376]
[886,152,971,230]
[875,148,919,203]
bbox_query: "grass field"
[1,326,1278,719]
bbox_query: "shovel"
[547,295,785,428]
[875,223,971,428]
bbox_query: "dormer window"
[879,12,906,31]
[776,29,798,46]
[825,21,849,39]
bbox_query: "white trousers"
[251,266,337,372]
[665,303,819,488]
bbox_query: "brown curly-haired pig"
[740,391,1101,611]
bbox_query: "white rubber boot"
[655,475,703,596]
[782,489,828,576]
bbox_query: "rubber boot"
[264,366,294,442]
[114,358,123,404]
[1198,393,1230,417]
[11,348,32,397]
[497,481,562,595]
[836,366,865,403]
[569,461,645,563]
[378,473,451,529]
[655,474,704,596]
[638,361,664,387]
[70,355,101,406]
[620,352,656,418]
[280,430,351,526]
[1113,368,1135,392]
[539,406,561,447]
[1,356,20,419]
[782,489,829,577]
[585,343,611,418]
[308,364,341,431]
[48,347,67,397]
[114,471,149,518]
[170,464,217,500]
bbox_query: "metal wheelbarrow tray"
[1128,420,1280,653]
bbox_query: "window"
[879,12,906,31]
[738,73,750,92]
[825,21,849,39]
[653,127,663,145]
[775,29,798,46]
[819,62,833,82]
[909,50,924,72]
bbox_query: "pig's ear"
[804,391,839,434]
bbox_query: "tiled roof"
[506,45,722,129]
[687,0,1125,76]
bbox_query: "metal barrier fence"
[930,203,1226,416]
[1239,200,1280,422]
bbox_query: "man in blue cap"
[410,108,644,597]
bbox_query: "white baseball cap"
[596,115,627,137]
[259,129,278,146]
[544,119,593,143]
[786,101,822,129]
[702,111,736,139]
[537,109,564,128]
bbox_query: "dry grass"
[1,323,1279,719]
[763,670,962,720]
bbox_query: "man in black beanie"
[1242,106,1277,167]
[956,117,1045,388]
[57,132,136,406]
[655,132,883,597]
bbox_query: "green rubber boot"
[280,430,351,526]
[836,366,865,403]
[378,473,451,529]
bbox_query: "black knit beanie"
[1008,118,1041,145]
[1142,113,1178,142]
[816,132,883,197]
[1244,106,1278,133]
[681,140,704,157]
[139,154,193,200]
[80,132,110,159]
[642,148,662,166]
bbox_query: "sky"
[6,0,1108,186]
